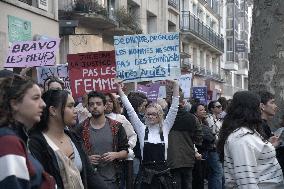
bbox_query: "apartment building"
[180,0,224,100]
[221,0,252,98]
[58,0,180,64]
[0,0,59,68]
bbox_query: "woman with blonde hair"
[116,80,179,189]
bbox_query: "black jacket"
[167,108,203,169]
[261,119,273,140]
[28,129,107,189]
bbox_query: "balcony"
[168,0,179,10]
[224,62,238,71]
[181,58,192,71]
[236,68,248,76]
[224,51,239,71]
[59,1,142,35]
[19,0,32,6]
[59,1,117,30]
[181,11,224,55]
[212,72,225,83]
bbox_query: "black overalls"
[135,127,177,189]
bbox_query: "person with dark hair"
[0,75,56,188]
[258,91,278,140]
[126,91,148,122]
[104,93,137,189]
[218,97,228,120]
[117,80,179,189]
[206,100,223,189]
[190,103,215,189]
[0,69,14,78]
[258,91,282,170]
[217,91,283,188]
[167,92,203,189]
[276,115,284,174]
[44,76,64,91]
[77,91,129,189]
[28,89,105,189]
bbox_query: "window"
[206,15,210,26]
[227,38,233,51]
[193,3,197,15]
[226,19,233,30]
[200,50,204,67]
[227,5,233,17]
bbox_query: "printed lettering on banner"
[5,38,60,67]
[36,64,70,90]
[179,73,193,98]
[67,51,117,98]
[192,86,208,105]
[114,32,181,82]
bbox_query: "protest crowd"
[1,32,284,189]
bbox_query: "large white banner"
[114,32,180,82]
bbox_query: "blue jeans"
[207,151,223,189]
[133,158,141,181]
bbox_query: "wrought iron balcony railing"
[181,11,224,52]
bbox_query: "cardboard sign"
[192,86,208,105]
[137,83,160,102]
[179,73,192,98]
[5,38,60,67]
[68,51,116,98]
[114,32,180,82]
[36,64,70,90]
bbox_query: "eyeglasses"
[214,105,222,108]
[145,113,158,117]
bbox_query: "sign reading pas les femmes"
[5,38,60,68]
[67,51,117,98]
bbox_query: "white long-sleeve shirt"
[224,127,284,189]
[105,112,137,149]
[121,95,179,160]
[206,113,222,140]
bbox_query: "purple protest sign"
[5,38,60,67]
[137,83,160,102]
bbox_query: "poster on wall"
[67,51,117,98]
[8,15,32,43]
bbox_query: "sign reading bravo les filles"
[5,38,60,68]
[67,51,117,98]
[114,32,181,82]
[36,64,70,90]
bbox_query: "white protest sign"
[158,86,166,98]
[36,64,70,90]
[179,73,192,98]
[114,32,180,82]
[5,38,60,67]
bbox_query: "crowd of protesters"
[0,69,284,189]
